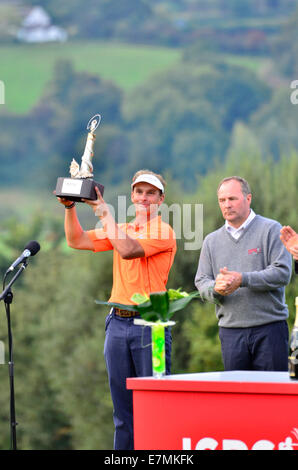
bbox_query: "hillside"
[0,42,181,113]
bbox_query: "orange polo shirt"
[87,216,176,305]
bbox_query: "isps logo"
[182,428,298,450]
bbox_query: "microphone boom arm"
[0,262,27,302]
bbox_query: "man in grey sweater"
[195,176,292,371]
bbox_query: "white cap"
[131,174,164,193]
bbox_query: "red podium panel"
[127,371,298,450]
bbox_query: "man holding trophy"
[56,116,177,450]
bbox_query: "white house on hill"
[17,6,67,43]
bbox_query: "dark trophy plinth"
[55,177,104,202]
[55,114,104,202]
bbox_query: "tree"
[24,0,159,41]
[199,64,271,131]
[124,62,270,188]
[250,88,298,161]
[0,60,126,190]
[271,7,298,78]
[0,149,296,448]
[124,64,228,187]
[0,247,115,449]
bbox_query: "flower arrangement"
[96,288,201,378]
[96,288,201,323]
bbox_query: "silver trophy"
[55,114,104,201]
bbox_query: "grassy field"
[0,41,181,113]
[0,41,268,115]
[0,40,268,222]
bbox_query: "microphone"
[6,241,40,273]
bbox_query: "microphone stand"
[0,261,28,450]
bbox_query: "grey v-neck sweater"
[195,215,292,328]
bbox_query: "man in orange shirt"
[57,170,176,450]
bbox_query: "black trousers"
[219,320,289,371]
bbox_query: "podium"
[127,371,298,450]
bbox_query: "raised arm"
[83,187,145,259]
[57,197,94,250]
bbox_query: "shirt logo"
[248,248,261,255]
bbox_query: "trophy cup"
[55,114,104,202]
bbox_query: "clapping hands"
[280,226,298,261]
[214,267,242,296]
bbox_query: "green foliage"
[0,210,65,277]
[0,3,22,41]
[0,247,114,449]
[182,303,224,373]
[18,0,298,47]
[198,64,271,131]
[0,148,297,448]
[167,149,298,374]
[123,62,270,188]
[0,52,274,193]
[27,0,160,41]
[271,7,298,78]
[250,89,298,162]
[98,289,201,322]
[0,1,298,448]
[0,59,126,189]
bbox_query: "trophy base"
[55,177,104,202]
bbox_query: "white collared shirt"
[225,209,256,239]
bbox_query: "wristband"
[65,202,76,210]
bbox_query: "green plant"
[95,288,201,323]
